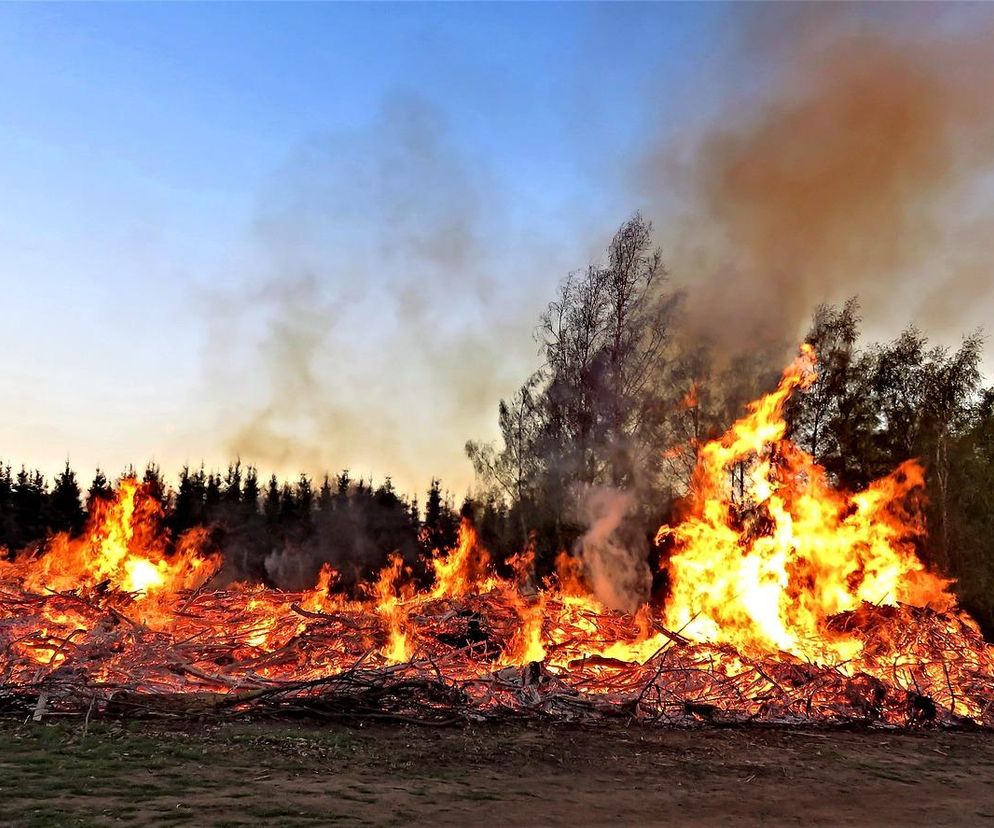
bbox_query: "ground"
[0,718,992,826]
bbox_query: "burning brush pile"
[2,347,992,728]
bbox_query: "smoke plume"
[642,7,994,352]
[204,95,553,495]
[574,488,651,613]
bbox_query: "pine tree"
[279,481,297,523]
[264,475,280,524]
[172,465,199,534]
[12,467,47,548]
[242,466,260,515]
[142,463,167,510]
[422,478,458,552]
[296,473,313,521]
[51,460,85,536]
[318,474,333,512]
[336,470,351,506]
[0,462,15,549]
[205,472,222,517]
[87,468,112,512]
[223,461,243,505]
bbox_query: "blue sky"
[1,3,990,497]
[0,3,728,494]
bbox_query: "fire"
[374,553,412,663]
[8,478,221,603]
[660,344,953,660]
[430,518,493,599]
[505,594,547,664]
[0,347,992,727]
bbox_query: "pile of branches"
[1,585,992,729]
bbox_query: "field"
[0,719,992,827]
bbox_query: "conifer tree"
[51,460,85,535]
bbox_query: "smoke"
[574,488,651,613]
[234,500,420,592]
[204,94,554,496]
[641,7,994,352]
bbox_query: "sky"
[1,3,992,499]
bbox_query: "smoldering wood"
[1,583,991,729]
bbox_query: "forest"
[2,214,992,635]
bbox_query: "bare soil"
[0,718,992,826]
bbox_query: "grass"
[0,717,991,826]
[0,720,358,827]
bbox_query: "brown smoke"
[644,8,994,350]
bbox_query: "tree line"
[0,460,517,591]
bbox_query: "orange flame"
[430,518,493,599]
[659,344,953,661]
[2,347,991,727]
[374,553,412,663]
[11,478,220,601]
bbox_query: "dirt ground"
[0,717,992,827]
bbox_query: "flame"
[680,382,699,410]
[10,478,220,602]
[659,344,953,661]
[554,549,587,597]
[505,594,547,664]
[302,562,341,613]
[0,348,991,727]
[430,518,493,599]
[374,553,412,663]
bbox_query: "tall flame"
[430,518,493,599]
[659,344,953,661]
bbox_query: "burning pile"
[2,348,992,728]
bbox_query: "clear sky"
[1,3,991,498]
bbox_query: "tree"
[422,478,458,553]
[468,213,681,565]
[537,213,679,492]
[466,373,543,545]
[12,467,47,549]
[142,463,168,511]
[50,460,85,536]
[171,465,204,534]
[788,299,861,460]
[296,473,313,523]
[242,466,260,515]
[318,474,333,512]
[223,461,243,506]
[87,468,112,513]
[205,472,222,516]
[946,387,994,636]
[264,475,281,525]
[0,462,14,549]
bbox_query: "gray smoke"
[204,93,554,495]
[574,487,651,613]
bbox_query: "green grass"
[0,720,359,827]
